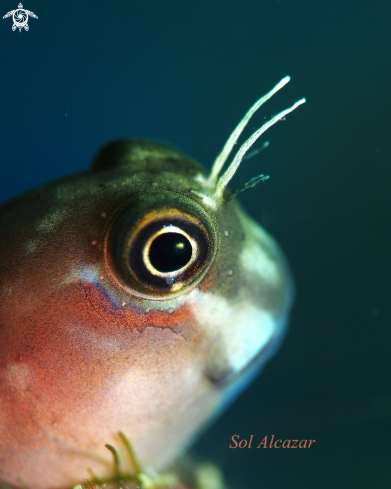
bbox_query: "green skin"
[0,140,293,489]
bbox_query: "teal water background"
[1,1,390,488]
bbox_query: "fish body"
[0,79,304,488]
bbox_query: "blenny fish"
[0,77,305,489]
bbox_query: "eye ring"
[142,225,198,279]
[105,190,218,300]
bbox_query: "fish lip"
[205,337,274,389]
[205,312,290,389]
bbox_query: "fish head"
[0,140,292,488]
[0,75,305,487]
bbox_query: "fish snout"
[200,212,294,388]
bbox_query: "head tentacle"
[213,96,306,204]
[227,173,270,202]
[208,76,292,186]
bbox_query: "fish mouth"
[204,312,290,390]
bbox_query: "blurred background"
[1,1,390,488]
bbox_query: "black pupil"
[148,232,192,273]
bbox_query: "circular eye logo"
[3,3,38,32]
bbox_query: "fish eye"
[145,227,195,274]
[106,191,217,298]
